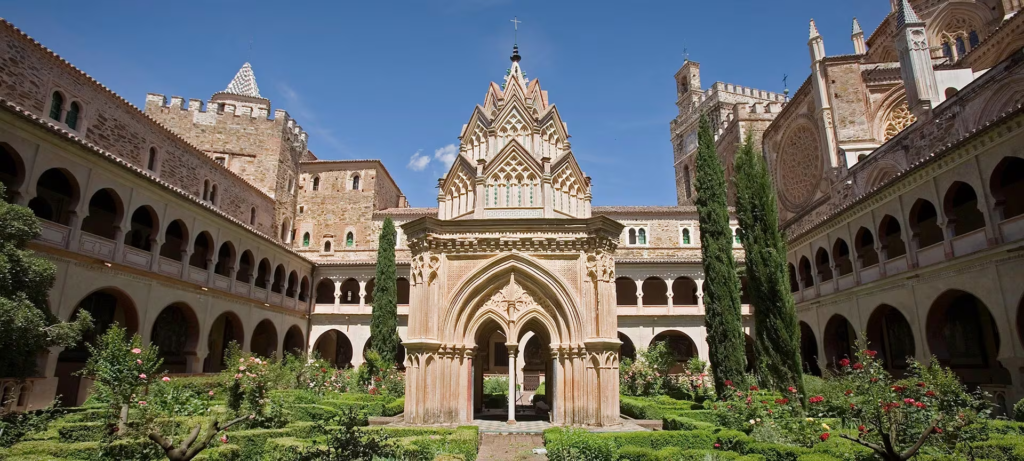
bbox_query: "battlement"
[145,93,308,144]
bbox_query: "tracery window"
[883,101,917,141]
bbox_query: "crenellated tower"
[146,62,307,243]
[437,45,592,220]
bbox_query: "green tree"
[693,115,747,397]
[370,217,399,367]
[0,185,92,379]
[734,133,805,395]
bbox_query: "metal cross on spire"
[511,16,522,44]
[682,46,689,61]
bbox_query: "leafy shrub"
[224,346,289,429]
[0,403,63,447]
[293,409,400,460]
[77,325,162,429]
[1015,398,1024,423]
[545,428,616,461]
[483,376,509,395]
[620,342,676,397]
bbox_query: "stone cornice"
[401,216,625,254]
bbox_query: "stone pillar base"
[507,420,517,425]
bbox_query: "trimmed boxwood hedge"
[619,395,701,420]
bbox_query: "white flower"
[749,419,756,425]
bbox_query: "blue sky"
[3,1,889,207]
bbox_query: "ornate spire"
[223,62,262,98]
[809,19,820,39]
[896,0,922,29]
[503,44,528,89]
[852,17,863,35]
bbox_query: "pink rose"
[209,391,216,396]
[136,359,142,365]
[220,435,228,443]
[139,374,147,379]
[131,348,142,354]
[162,376,171,382]
[138,400,147,405]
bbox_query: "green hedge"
[398,425,478,461]
[662,415,717,431]
[972,434,1024,460]
[56,422,107,443]
[618,446,766,461]
[193,443,244,461]
[619,395,700,419]
[384,397,405,416]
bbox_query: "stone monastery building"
[2,0,1024,423]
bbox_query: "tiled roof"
[594,206,699,214]
[895,0,921,28]
[373,208,437,217]
[223,62,262,99]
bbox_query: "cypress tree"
[694,115,747,398]
[370,217,399,366]
[734,133,805,395]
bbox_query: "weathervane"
[511,16,522,44]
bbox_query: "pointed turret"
[223,62,262,99]
[852,18,867,55]
[807,19,840,169]
[895,0,938,117]
[895,0,922,28]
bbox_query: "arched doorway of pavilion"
[56,288,139,406]
[471,318,553,424]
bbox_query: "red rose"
[925,390,937,397]
[839,358,850,367]
[863,350,877,357]
[852,363,864,370]
[321,368,327,372]
[870,377,879,383]
[788,387,797,393]
[844,389,853,396]
[891,385,905,393]
[775,398,789,405]
[850,403,856,409]
[820,432,830,442]
[915,402,927,409]
[903,398,915,404]
[724,380,733,387]
[809,396,824,404]
[858,425,866,433]
[714,443,721,449]
[917,382,926,387]
[750,385,759,391]
[934,427,943,434]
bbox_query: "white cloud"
[434,144,458,169]
[407,150,431,171]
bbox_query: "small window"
[324,241,332,252]
[969,31,980,49]
[66,102,81,130]
[352,175,360,190]
[628,228,637,245]
[216,103,226,114]
[214,156,226,166]
[209,184,218,205]
[302,232,310,247]
[312,176,320,191]
[638,228,647,245]
[147,147,158,171]
[49,92,63,121]
[203,180,211,201]
[249,207,257,225]
[346,232,354,247]
[956,37,967,57]
[287,178,294,193]
[682,228,691,245]
[942,42,952,59]
[299,205,305,214]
